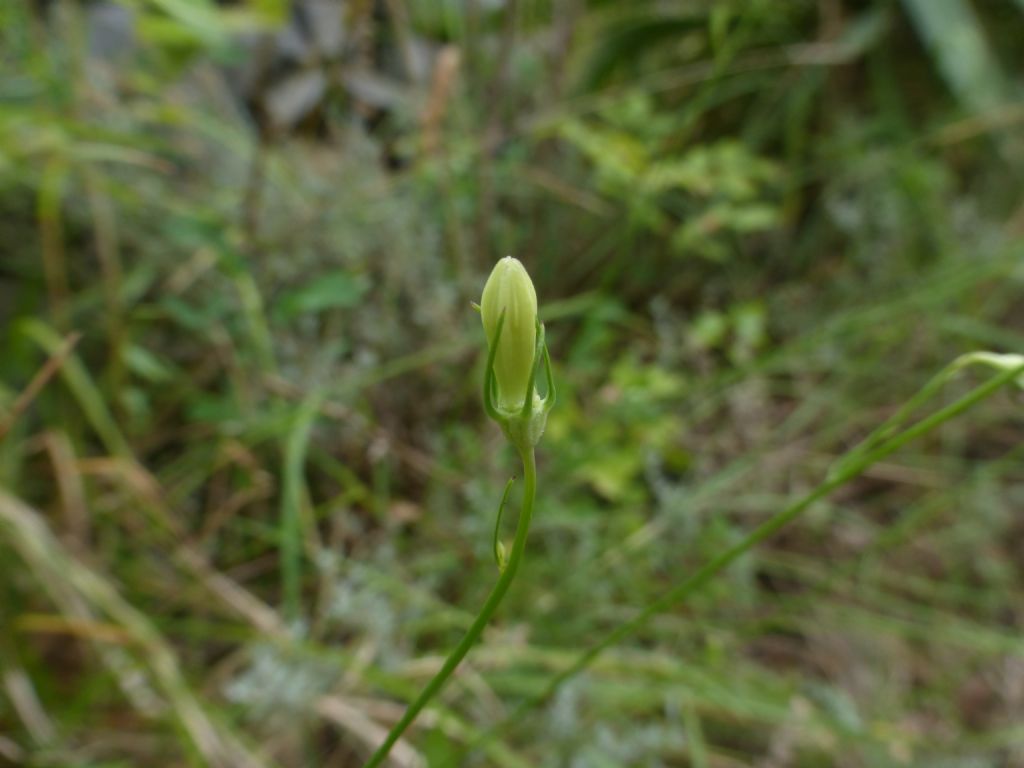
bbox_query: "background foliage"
[2,1,1024,766]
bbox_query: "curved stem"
[363,447,537,768]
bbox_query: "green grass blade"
[901,0,1009,113]
[280,389,325,624]
[19,319,132,458]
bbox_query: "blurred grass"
[2,0,1024,767]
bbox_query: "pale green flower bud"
[481,256,538,412]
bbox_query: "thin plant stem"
[473,361,1024,748]
[363,447,537,768]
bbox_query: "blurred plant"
[560,100,783,262]
[3,1,1024,765]
[364,256,555,767]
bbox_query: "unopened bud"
[481,256,538,412]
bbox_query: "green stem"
[476,361,1024,746]
[363,447,537,768]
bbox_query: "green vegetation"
[2,1,1024,767]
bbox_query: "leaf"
[126,0,230,49]
[577,450,642,502]
[122,345,175,383]
[273,272,370,323]
[279,390,324,621]
[581,11,708,89]
[900,0,1010,113]
[20,320,132,457]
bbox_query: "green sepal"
[483,310,507,423]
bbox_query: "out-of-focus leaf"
[128,0,229,48]
[559,120,648,191]
[833,7,889,60]
[160,296,225,331]
[581,11,707,89]
[303,0,345,57]
[264,71,327,130]
[123,345,175,383]
[900,0,1009,113]
[273,272,370,322]
[20,320,132,457]
[342,70,411,111]
[691,311,728,350]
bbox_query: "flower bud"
[481,256,538,412]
